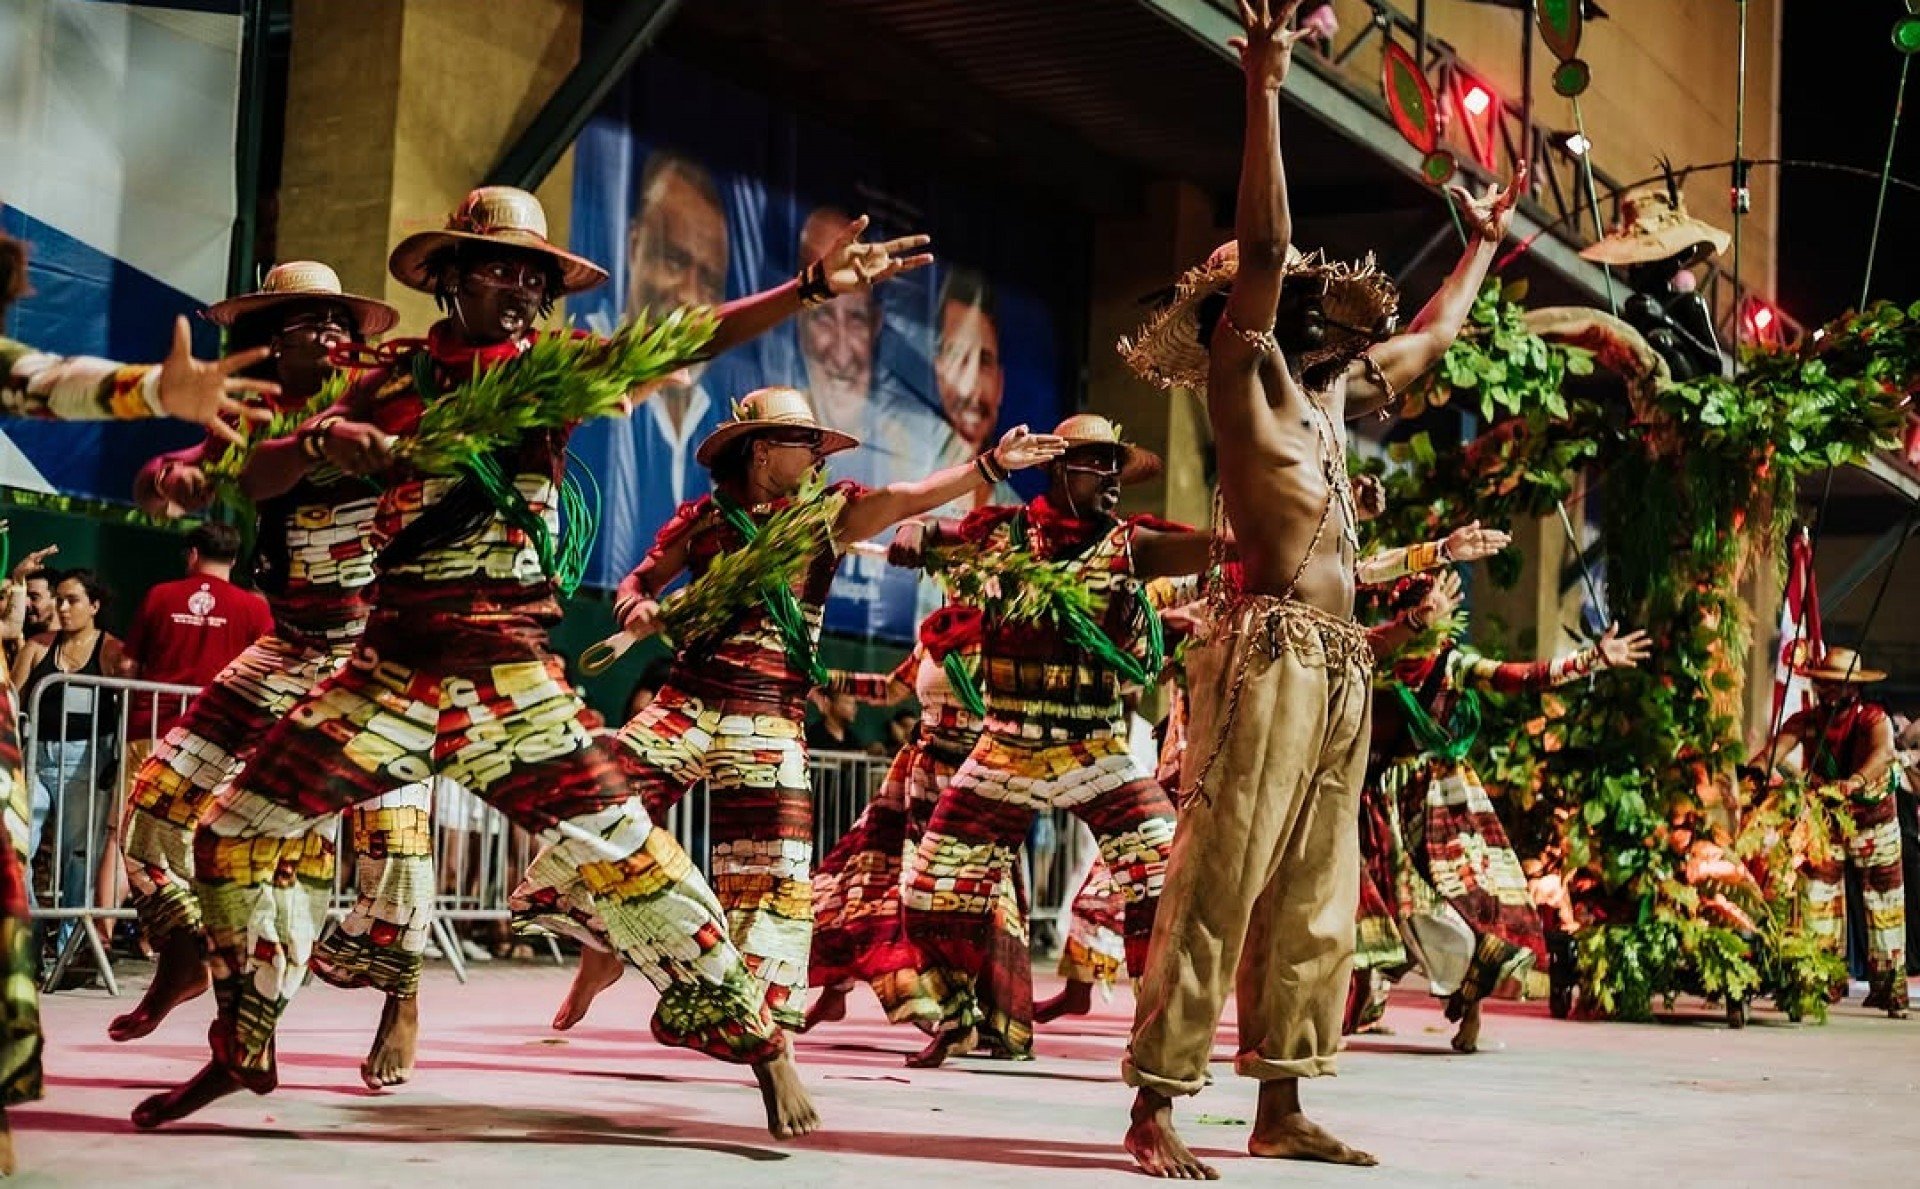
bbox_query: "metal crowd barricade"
[22,680,1084,994]
[24,672,199,995]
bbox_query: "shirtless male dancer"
[1116,2,1520,1176]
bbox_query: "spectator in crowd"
[806,689,873,755]
[11,569,125,963]
[1,542,60,669]
[884,707,917,755]
[111,524,273,916]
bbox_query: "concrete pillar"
[277,0,581,331]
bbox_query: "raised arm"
[1344,171,1524,420]
[1214,2,1307,378]
[1132,527,1220,580]
[1356,522,1510,586]
[244,376,392,502]
[1451,624,1649,694]
[1,321,276,443]
[835,425,1063,545]
[704,215,932,359]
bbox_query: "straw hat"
[1578,185,1731,267]
[388,185,609,295]
[1052,413,1162,485]
[1794,645,1887,684]
[204,260,398,336]
[1118,242,1400,391]
[695,386,861,468]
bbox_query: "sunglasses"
[763,429,826,450]
[1062,459,1122,478]
[274,315,351,346]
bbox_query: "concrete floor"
[15,960,1920,1187]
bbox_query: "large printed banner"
[568,54,1080,642]
[1,0,244,498]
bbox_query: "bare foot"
[1124,1090,1218,1179]
[108,933,210,1042]
[904,1024,977,1069]
[1248,1080,1375,1166]
[552,945,623,1031]
[1034,978,1093,1024]
[801,983,850,1034]
[131,1062,247,1129]
[0,1108,13,1176]
[362,994,419,1089]
[751,1051,820,1140]
[1450,998,1482,1054]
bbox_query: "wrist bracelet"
[300,416,341,462]
[974,451,1009,486]
[796,260,834,309]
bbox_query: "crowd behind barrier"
[21,671,1095,994]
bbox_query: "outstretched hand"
[992,425,1067,472]
[156,316,279,446]
[1229,1,1310,92]
[1443,520,1511,563]
[1598,624,1652,670]
[1448,163,1527,244]
[1415,568,1464,628]
[817,215,934,296]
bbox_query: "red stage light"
[1462,84,1494,116]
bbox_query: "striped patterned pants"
[1805,780,1908,1002]
[120,632,435,998]
[903,730,1177,1021]
[193,612,781,1091]
[610,685,813,1030]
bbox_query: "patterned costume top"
[1,337,161,421]
[955,495,1180,740]
[645,478,865,711]
[248,386,380,645]
[346,324,572,623]
[1780,701,1892,785]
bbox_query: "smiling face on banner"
[935,276,1003,451]
[628,153,730,391]
[796,207,880,432]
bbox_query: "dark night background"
[1778,5,1920,325]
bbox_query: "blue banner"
[567,54,1080,642]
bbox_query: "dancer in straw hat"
[0,228,281,1175]
[1579,171,1731,382]
[886,413,1216,1067]
[114,262,441,1093]
[131,185,931,1140]
[546,386,1064,1042]
[1757,646,1909,1018]
[1115,2,1521,1176]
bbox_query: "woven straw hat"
[204,260,398,335]
[388,186,609,295]
[1794,645,1887,684]
[1119,242,1400,391]
[1579,186,1731,267]
[1052,412,1162,486]
[695,386,861,468]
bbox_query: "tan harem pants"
[1124,596,1373,1094]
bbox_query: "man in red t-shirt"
[106,523,273,921]
[122,523,274,744]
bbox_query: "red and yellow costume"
[609,481,864,1030]
[809,611,1033,1054]
[185,324,782,1092]
[903,496,1181,1016]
